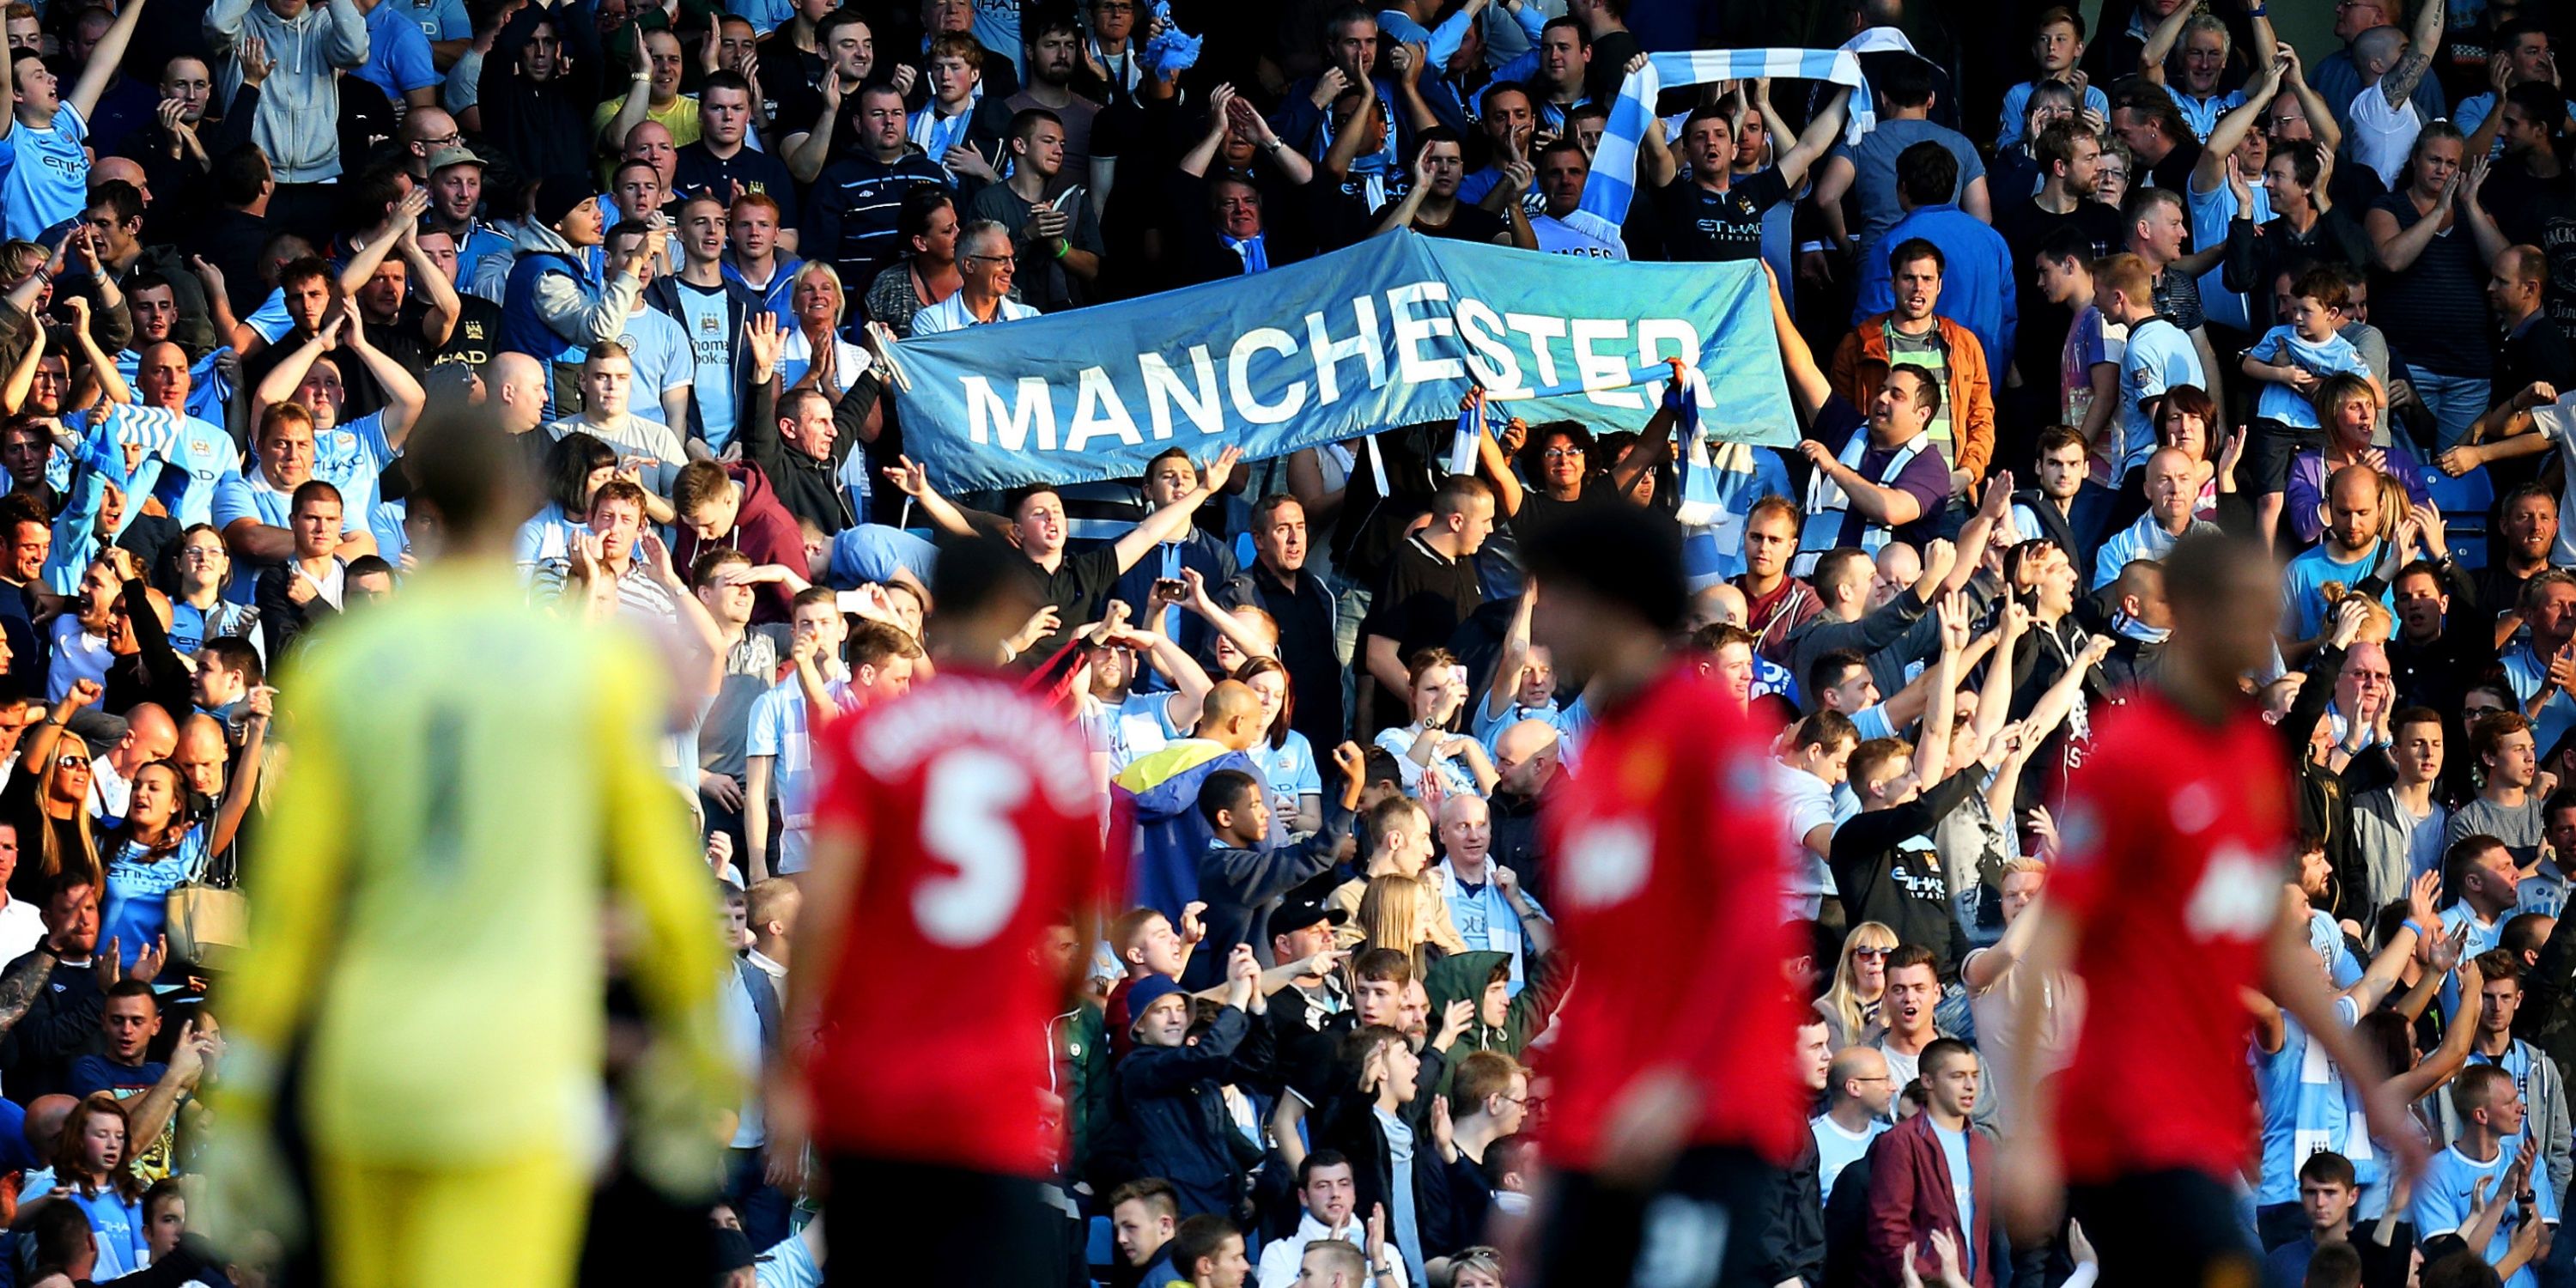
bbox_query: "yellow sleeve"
[213,666,355,1125]
[595,644,737,1196]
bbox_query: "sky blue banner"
[884,230,1796,491]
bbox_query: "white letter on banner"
[1229,328,1307,424]
[1456,299,1526,394]
[1636,319,1710,411]
[1572,319,1642,410]
[963,374,1059,452]
[1066,366,1145,453]
[1304,296,1385,406]
[1140,346,1223,440]
[1388,283,1464,385]
[1504,313,1566,388]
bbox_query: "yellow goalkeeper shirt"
[214,558,732,1168]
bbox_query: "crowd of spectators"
[0,0,2567,1280]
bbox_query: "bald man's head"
[92,157,149,200]
[483,353,548,432]
[1199,680,1267,751]
[113,703,177,775]
[1829,1046,1892,1110]
[23,1094,75,1151]
[1493,719,1561,795]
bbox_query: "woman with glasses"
[1817,920,1901,1048]
[159,525,258,657]
[1,677,106,905]
[861,187,963,339]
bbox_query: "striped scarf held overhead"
[1578,46,1880,232]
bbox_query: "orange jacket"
[1827,313,1996,483]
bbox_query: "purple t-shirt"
[1816,395,1952,551]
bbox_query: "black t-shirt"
[1361,534,1485,703]
[428,294,505,371]
[1994,197,2129,380]
[1415,202,1507,244]
[1027,544,1123,659]
[1649,168,1790,264]
[2138,134,2204,196]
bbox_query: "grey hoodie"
[204,0,368,183]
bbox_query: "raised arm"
[2136,0,2192,85]
[336,313,426,448]
[1485,580,1535,726]
[2195,54,2282,196]
[1766,264,1832,416]
[66,0,148,119]
[1110,447,1242,573]
[2379,0,2445,110]
[248,319,334,420]
[880,455,982,538]
[2280,44,2342,156]
[783,78,842,184]
[206,694,269,854]
[1776,85,1849,191]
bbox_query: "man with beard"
[996,15,1099,201]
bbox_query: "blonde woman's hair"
[1818,920,1900,1042]
[1358,873,1431,976]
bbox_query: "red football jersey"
[2050,688,2289,1183]
[1535,664,1804,1170]
[805,666,1108,1176]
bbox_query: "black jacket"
[1184,795,1356,991]
[735,363,876,537]
[479,0,608,187]
[1110,1006,1264,1219]
[1754,1131,1828,1287]
[1310,1045,1459,1264]
[643,274,768,449]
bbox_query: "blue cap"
[1126,975,1188,1031]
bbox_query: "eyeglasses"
[962,253,1011,265]
[1540,447,1584,460]
[54,756,88,769]
[1853,945,1893,959]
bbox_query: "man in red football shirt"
[1998,531,2428,1284]
[769,535,1109,1284]
[1519,502,1804,1288]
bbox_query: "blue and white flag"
[882,230,1795,491]
[1580,47,1878,229]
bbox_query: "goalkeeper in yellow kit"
[200,416,737,1288]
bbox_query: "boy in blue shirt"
[2239,266,2377,547]
[0,0,146,240]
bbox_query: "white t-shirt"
[0,900,44,969]
[1531,213,1627,259]
[2347,85,2423,190]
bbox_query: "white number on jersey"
[1559,817,1654,910]
[913,748,1031,948]
[2184,841,2280,943]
